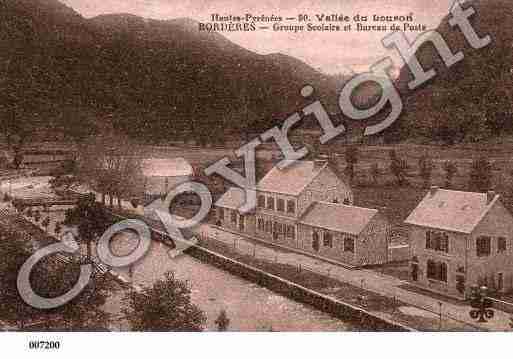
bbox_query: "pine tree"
[469,157,492,192]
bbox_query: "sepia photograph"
[0,0,512,356]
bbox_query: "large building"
[405,187,513,298]
[141,158,193,197]
[215,160,391,266]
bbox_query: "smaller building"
[405,187,513,298]
[297,202,390,266]
[142,158,193,196]
[215,187,256,235]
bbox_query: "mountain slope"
[389,0,513,143]
[0,0,341,144]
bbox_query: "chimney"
[430,186,439,196]
[487,190,496,204]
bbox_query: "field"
[3,139,513,222]
[323,141,513,223]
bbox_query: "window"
[425,231,449,253]
[274,222,283,234]
[258,195,266,208]
[476,236,491,257]
[498,237,507,253]
[425,231,432,249]
[267,197,275,210]
[287,200,295,214]
[230,211,237,224]
[312,231,320,252]
[498,272,504,291]
[427,260,447,282]
[286,225,295,239]
[323,232,333,248]
[257,218,264,231]
[239,215,245,231]
[344,237,354,253]
[440,233,449,252]
[265,221,272,233]
[218,208,224,220]
[277,199,285,212]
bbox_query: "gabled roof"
[215,187,246,210]
[404,189,500,234]
[299,201,379,235]
[257,160,328,196]
[141,158,193,177]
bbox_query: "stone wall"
[186,244,413,331]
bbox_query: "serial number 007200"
[28,340,61,350]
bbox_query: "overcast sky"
[61,0,454,74]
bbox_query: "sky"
[61,0,454,74]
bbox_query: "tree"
[389,150,408,186]
[12,199,25,213]
[0,229,112,330]
[49,175,79,192]
[215,309,230,331]
[42,217,50,232]
[12,151,24,170]
[29,253,114,330]
[469,157,492,192]
[54,222,62,236]
[345,145,359,183]
[34,210,41,223]
[418,153,434,188]
[123,272,206,331]
[76,133,144,209]
[64,195,110,261]
[0,230,35,328]
[370,163,380,186]
[442,161,458,188]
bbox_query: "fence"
[196,231,486,331]
[187,243,412,331]
[197,232,337,279]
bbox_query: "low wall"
[105,211,413,331]
[186,245,413,331]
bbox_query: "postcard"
[1,0,511,357]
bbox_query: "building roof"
[257,160,328,195]
[141,158,193,178]
[299,201,379,235]
[215,187,247,211]
[404,188,500,234]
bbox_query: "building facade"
[141,158,193,197]
[405,187,513,298]
[297,202,390,266]
[215,160,390,266]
